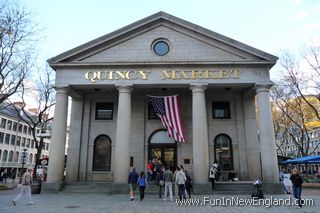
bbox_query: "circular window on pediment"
[152,39,170,56]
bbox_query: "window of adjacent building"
[14,151,19,162]
[95,103,113,120]
[21,137,26,147]
[212,102,230,119]
[31,140,35,148]
[12,122,17,131]
[92,135,112,171]
[28,127,31,135]
[46,143,49,150]
[23,125,28,134]
[1,118,7,128]
[10,135,16,145]
[16,136,21,147]
[0,132,4,144]
[148,102,159,120]
[8,151,13,162]
[18,124,23,133]
[214,134,234,171]
[2,150,8,162]
[4,134,10,144]
[6,120,12,130]
[29,153,33,163]
[26,139,30,148]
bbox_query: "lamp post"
[20,148,28,177]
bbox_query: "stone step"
[62,181,257,194]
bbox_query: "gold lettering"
[191,70,202,79]
[179,71,189,79]
[232,69,240,79]
[125,71,132,79]
[115,71,126,79]
[108,71,114,80]
[85,71,98,83]
[162,70,177,79]
[221,69,230,79]
[207,70,217,79]
[138,70,150,80]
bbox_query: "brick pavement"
[0,191,319,213]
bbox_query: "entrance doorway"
[148,129,177,171]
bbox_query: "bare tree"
[0,1,39,104]
[271,48,320,158]
[11,66,55,179]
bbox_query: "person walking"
[163,166,173,202]
[290,168,303,208]
[128,168,139,201]
[175,167,187,200]
[137,171,147,201]
[156,166,164,199]
[209,162,218,190]
[184,170,192,198]
[147,160,153,183]
[283,170,292,194]
[12,168,34,205]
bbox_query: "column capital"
[54,87,69,94]
[255,83,273,93]
[117,86,133,94]
[190,83,208,93]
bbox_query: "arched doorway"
[214,134,234,171]
[148,129,177,170]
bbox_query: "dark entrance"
[148,129,177,170]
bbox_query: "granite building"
[45,12,279,191]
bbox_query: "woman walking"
[290,169,303,208]
[137,171,148,201]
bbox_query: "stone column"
[114,86,132,183]
[190,84,209,184]
[256,84,279,182]
[66,97,83,182]
[47,88,69,184]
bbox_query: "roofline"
[48,11,278,65]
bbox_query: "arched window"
[29,153,33,163]
[214,134,233,171]
[8,151,13,162]
[2,150,7,162]
[92,135,111,171]
[14,151,19,162]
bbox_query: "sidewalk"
[0,191,319,213]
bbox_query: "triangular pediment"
[48,12,277,67]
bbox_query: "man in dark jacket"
[290,168,303,208]
[128,168,139,201]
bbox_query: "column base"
[41,182,64,193]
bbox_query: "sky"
[20,0,320,79]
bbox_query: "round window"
[153,40,169,56]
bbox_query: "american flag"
[148,95,186,143]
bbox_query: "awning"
[281,155,320,164]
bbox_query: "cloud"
[293,0,303,6]
[303,23,320,32]
[295,10,309,19]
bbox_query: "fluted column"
[190,84,209,183]
[256,84,279,182]
[47,88,69,183]
[114,86,133,183]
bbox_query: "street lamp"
[20,148,28,176]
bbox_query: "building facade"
[45,12,279,190]
[0,103,50,180]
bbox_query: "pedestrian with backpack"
[137,171,147,201]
